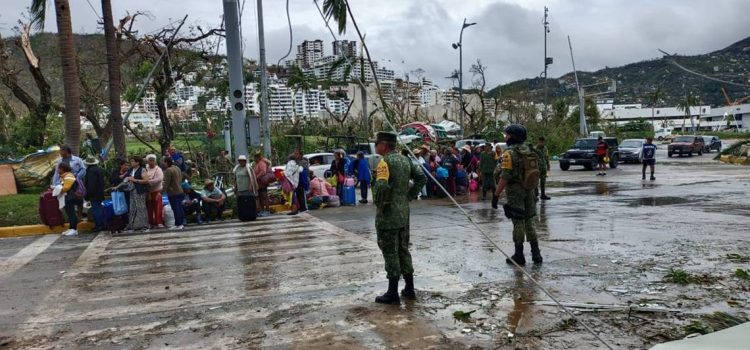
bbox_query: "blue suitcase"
[342,185,356,206]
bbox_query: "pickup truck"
[668,136,704,157]
[559,137,619,170]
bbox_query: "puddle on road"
[619,196,690,207]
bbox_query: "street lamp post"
[453,18,476,137]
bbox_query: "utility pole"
[257,0,272,157]
[568,36,587,136]
[543,6,552,123]
[223,0,248,158]
[360,40,368,137]
[453,18,476,137]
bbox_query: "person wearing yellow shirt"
[58,163,80,236]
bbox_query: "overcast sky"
[1,0,748,89]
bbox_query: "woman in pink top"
[253,152,272,217]
[144,154,165,227]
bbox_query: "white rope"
[313,2,616,349]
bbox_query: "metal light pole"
[256,0,272,158]
[452,18,476,137]
[223,0,248,158]
[543,7,552,122]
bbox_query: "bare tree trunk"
[102,0,126,158]
[156,97,174,155]
[54,0,82,154]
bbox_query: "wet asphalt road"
[1,145,749,349]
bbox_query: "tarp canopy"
[7,146,60,189]
[650,322,750,350]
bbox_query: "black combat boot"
[506,243,526,266]
[375,277,401,304]
[491,195,499,209]
[530,240,543,264]
[401,273,416,300]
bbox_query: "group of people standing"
[51,144,273,236]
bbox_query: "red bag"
[258,171,276,188]
[39,190,64,228]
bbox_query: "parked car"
[559,137,619,171]
[667,136,704,157]
[655,128,674,141]
[272,152,335,180]
[699,135,722,153]
[618,139,645,163]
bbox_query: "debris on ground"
[453,310,476,322]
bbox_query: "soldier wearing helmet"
[494,124,543,265]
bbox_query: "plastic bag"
[112,191,128,215]
[163,204,175,227]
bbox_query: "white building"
[126,112,160,130]
[268,83,294,121]
[296,40,324,69]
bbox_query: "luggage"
[344,177,356,187]
[39,190,64,228]
[342,184,356,205]
[237,194,257,221]
[103,199,127,233]
[327,195,341,207]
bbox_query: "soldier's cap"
[375,131,397,144]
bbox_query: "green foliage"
[664,268,692,285]
[0,193,41,226]
[735,268,750,280]
[322,0,348,35]
[452,310,476,323]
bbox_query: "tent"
[400,122,437,143]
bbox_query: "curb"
[0,222,95,238]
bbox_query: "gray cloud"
[1,0,747,90]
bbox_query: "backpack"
[73,177,86,199]
[513,147,540,190]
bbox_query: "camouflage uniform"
[500,144,538,244]
[532,145,550,198]
[373,151,427,279]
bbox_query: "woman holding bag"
[285,150,307,215]
[124,156,150,233]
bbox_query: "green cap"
[375,131,397,143]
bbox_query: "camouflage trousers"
[511,218,538,244]
[377,227,414,279]
[506,184,537,244]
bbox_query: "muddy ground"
[0,146,749,349]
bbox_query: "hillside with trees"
[489,36,750,107]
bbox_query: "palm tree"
[676,93,698,134]
[31,0,82,154]
[649,88,662,129]
[101,0,126,158]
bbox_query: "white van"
[655,128,673,141]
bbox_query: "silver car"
[618,139,644,163]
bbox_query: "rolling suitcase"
[237,194,257,221]
[39,190,64,228]
[342,184,356,205]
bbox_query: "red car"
[668,136,704,157]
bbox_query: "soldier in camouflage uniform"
[494,124,543,265]
[373,131,427,304]
[533,136,551,201]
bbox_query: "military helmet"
[503,124,527,144]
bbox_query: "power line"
[658,49,750,89]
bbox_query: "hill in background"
[489,36,750,107]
